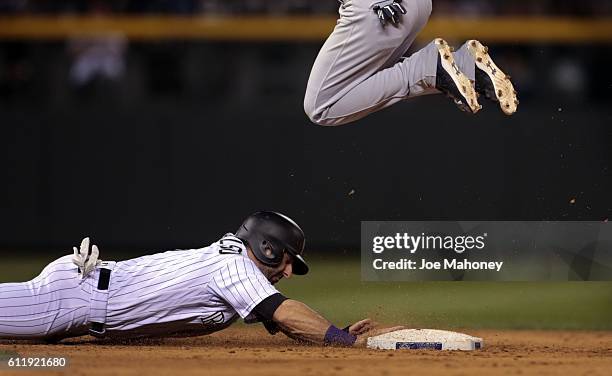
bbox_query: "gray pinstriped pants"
[304,0,475,126]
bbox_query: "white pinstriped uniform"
[0,234,279,340]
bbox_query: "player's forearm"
[272,299,332,345]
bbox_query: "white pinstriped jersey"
[103,233,280,337]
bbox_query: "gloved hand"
[373,0,407,26]
[72,237,102,279]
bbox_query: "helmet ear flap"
[262,240,273,258]
[260,239,284,265]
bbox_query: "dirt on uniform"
[1,327,611,376]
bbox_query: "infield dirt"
[1,326,611,376]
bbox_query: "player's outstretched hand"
[348,318,375,335]
[354,325,405,348]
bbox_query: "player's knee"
[304,110,326,126]
[304,97,328,126]
[304,95,353,126]
[304,99,359,126]
[304,108,342,127]
[303,83,357,126]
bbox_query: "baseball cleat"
[434,38,481,114]
[466,39,518,115]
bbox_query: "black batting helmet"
[235,211,308,275]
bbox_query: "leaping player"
[0,211,402,347]
[304,0,518,126]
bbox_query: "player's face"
[256,252,294,285]
[268,252,294,285]
[247,247,295,285]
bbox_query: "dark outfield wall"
[0,42,610,251]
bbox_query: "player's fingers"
[393,3,406,15]
[91,245,99,260]
[359,318,374,328]
[72,246,82,268]
[382,6,397,24]
[387,5,399,24]
[357,321,375,334]
[354,318,372,325]
[376,8,386,25]
[391,8,400,24]
[354,326,404,347]
[349,318,373,335]
[80,237,90,255]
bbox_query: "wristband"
[324,325,357,347]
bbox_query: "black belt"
[97,268,111,290]
[89,268,111,335]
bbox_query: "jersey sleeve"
[208,257,281,318]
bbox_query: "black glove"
[373,0,407,26]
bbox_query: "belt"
[89,262,115,337]
[98,268,111,290]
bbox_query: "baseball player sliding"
[0,211,401,347]
[304,0,518,125]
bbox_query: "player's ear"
[283,262,293,278]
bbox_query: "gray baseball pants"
[304,0,475,126]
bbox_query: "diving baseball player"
[304,0,518,126]
[0,211,400,346]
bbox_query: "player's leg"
[0,256,91,340]
[312,37,482,124]
[304,0,435,126]
[453,40,518,115]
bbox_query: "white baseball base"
[367,329,483,351]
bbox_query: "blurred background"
[0,1,611,329]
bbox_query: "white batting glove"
[72,237,102,279]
